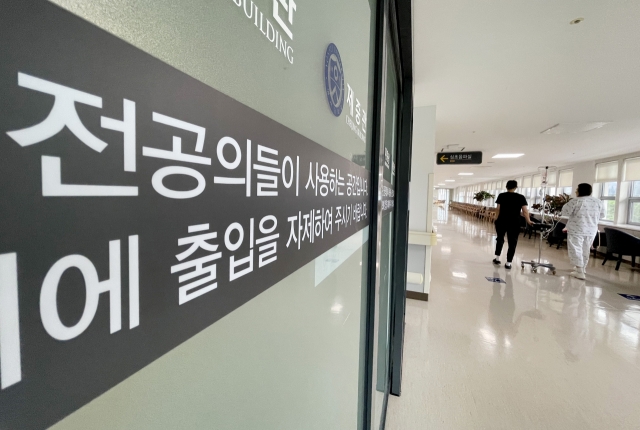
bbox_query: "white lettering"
[151,166,206,199]
[40,241,122,341]
[273,0,297,40]
[0,253,21,389]
[128,235,140,329]
[254,3,259,26]
[287,46,294,64]
[266,20,276,43]
[260,12,267,36]
[41,156,139,197]
[243,0,254,19]
[234,0,295,64]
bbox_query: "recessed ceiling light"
[458,173,474,176]
[438,183,446,186]
[492,154,524,159]
[445,179,455,182]
[541,122,609,134]
[570,17,584,25]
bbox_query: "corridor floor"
[385,208,640,430]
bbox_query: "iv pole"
[522,166,557,275]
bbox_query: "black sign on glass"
[0,1,371,429]
[436,151,482,165]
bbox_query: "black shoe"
[505,263,512,269]
[493,258,501,266]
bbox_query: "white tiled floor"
[385,208,640,430]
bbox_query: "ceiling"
[413,0,640,188]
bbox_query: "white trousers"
[568,234,594,269]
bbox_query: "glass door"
[370,17,400,430]
[0,1,383,430]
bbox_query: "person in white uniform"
[561,183,605,280]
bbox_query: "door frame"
[362,0,414,428]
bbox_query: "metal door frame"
[362,0,413,428]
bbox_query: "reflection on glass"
[630,202,640,224]
[371,26,398,430]
[603,200,616,221]
[603,182,618,197]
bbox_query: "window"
[558,169,573,195]
[546,171,557,197]
[522,176,532,202]
[596,161,619,222]
[599,182,617,221]
[532,174,543,205]
[624,158,640,225]
[628,181,640,225]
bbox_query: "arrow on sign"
[440,155,448,163]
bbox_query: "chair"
[592,231,606,260]
[478,207,487,221]
[547,221,567,250]
[602,228,640,271]
[523,217,542,239]
[487,209,498,223]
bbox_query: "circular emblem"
[324,43,345,117]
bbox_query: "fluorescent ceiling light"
[445,179,455,182]
[438,183,446,186]
[541,122,609,134]
[492,154,524,159]
[458,173,474,176]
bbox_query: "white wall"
[409,106,437,232]
[407,106,436,295]
[571,161,596,195]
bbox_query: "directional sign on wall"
[436,151,483,165]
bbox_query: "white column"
[407,106,436,295]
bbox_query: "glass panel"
[631,181,640,198]
[602,182,618,197]
[629,201,640,224]
[603,200,616,221]
[370,23,399,430]
[24,1,381,429]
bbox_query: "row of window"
[598,180,640,225]
[594,158,640,225]
[453,157,640,226]
[455,171,574,210]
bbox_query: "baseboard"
[406,291,429,301]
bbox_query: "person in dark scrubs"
[493,180,533,269]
